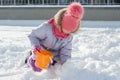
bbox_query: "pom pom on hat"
[61,2,84,32]
[67,2,84,19]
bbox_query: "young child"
[27,2,84,72]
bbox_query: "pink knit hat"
[61,2,84,32]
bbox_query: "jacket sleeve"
[28,23,47,48]
[59,36,73,64]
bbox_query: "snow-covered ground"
[0,20,120,80]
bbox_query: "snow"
[0,20,120,80]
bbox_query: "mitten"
[51,60,57,66]
[27,55,42,72]
[33,46,41,54]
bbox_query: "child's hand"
[33,46,45,53]
[33,46,41,52]
[27,55,42,72]
[51,60,57,66]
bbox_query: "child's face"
[62,28,71,34]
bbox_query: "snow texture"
[0,20,120,80]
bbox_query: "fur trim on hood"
[54,8,67,30]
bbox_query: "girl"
[27,2,84,72]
